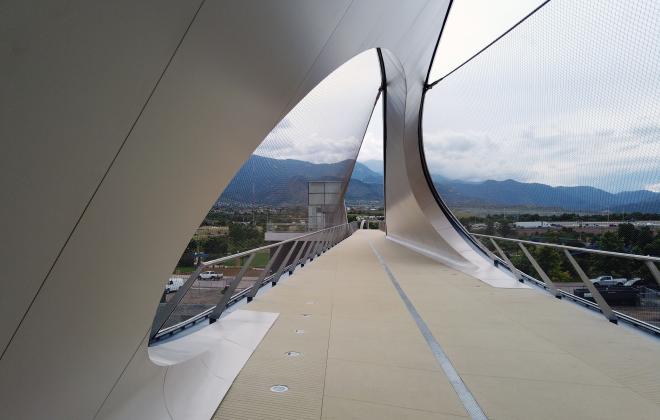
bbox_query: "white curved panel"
[0,0,521,418]
[0,0,205,357]
[96,310,277,420]
[378,20,523,287]
[0,1,354,418]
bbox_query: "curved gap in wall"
[148,48,383,352]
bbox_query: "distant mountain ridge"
[217,155,352,207]
[360,159,383,174]
[217,155,659,212]
[432,179,660,212]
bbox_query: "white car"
[590,275,626,287]
[199,271,223,280]
[165,277,185,293]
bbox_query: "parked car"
[199,271,223,280]
[165,277,185,293]
[590,275,626,287]
[623,278,643,287]
[574,286,639,306]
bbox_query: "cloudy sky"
[254,49,380,164]
[255,0,659,194]
[421,0,660,193]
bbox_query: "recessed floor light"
[302,313,312,317]
[270,385,289,393]
[285,351,301,357]
[294,329,305,334]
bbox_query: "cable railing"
[471,233,660,335]
[150,221,359,343]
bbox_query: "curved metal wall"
[0,1,519,418]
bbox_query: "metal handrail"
[471,233,660,263]
[150,221,359,342]
[203,223,349,266]
[471,232,660,335]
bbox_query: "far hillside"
[215,155,660,213]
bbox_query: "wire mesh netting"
[424,0,660,327]
[429,0,547,81]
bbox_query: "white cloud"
[430,0,545,80]
[423,0,660,193]
[250,49,381,165]
[255,131,361,164]
[423,123,660,192]
[356,95,384,162]
[646,183,660,193]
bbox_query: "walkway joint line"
[368,241,488,420]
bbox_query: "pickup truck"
[198,271,223,280]
[590,275,626,287]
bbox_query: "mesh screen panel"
[217,49,381,222]
[424,0,660,216]
[424,0,660,327]
[429,0,546,81]
[346,93,384,209]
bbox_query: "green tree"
[535,247,572,282]
[617,223,637,247]
[204,236,229,257]
[643,237,660,257]
[590,232,626,276]
[177,238,198,267]
[499,219,512,237]
[228,223,264,253]
[633,226,654,253]
[485,217,495,235]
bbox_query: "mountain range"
[217,155,660,213]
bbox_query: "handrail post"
[306,231,321,261]
[296,240,310,267]
[490,238,525,283]
[289,239,308,274]
[150,263,207,340]
[310,235,322,260]
[272,240,299,285]
[246,244,283,302]
[331,225,340,247]
[473,236,499,264]
[301,240,314,265]
[301,233,319,265]
[563,250,617,323]
[645,261,660,287]
[322,227,334,252]
[318,231,327,252]
[209,252,256,322]
[518,243,561,298]
[311,233,324,257]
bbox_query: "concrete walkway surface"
[214,230,660,420]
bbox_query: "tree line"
[178,222,265,267]
[463,215,659,285]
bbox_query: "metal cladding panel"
[0,0,354,417]
[0,0,508,418]
[0,0,205,359]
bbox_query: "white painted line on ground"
[369,241,488,420]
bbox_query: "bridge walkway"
[214,230,660,420]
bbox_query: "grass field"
[224,250,271,268]
[174,266,196,274]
